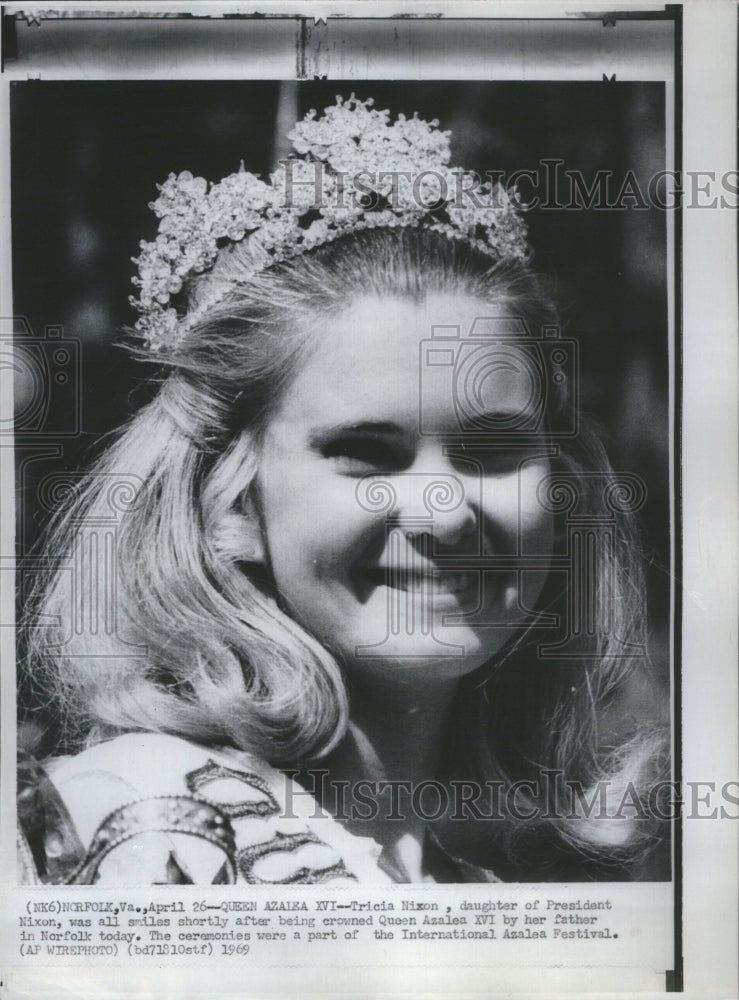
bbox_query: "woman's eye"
[322,437,407,473]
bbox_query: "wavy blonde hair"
[22,228,666,874]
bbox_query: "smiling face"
[255,294,554,684]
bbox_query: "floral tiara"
[130,95,530,354]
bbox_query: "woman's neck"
[317,672,460,880]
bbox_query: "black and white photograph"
[1,4,736,999]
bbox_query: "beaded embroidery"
[236,829,357,886]
[184,759,280,819]
[65,795,237,885]
[20,736,391,885]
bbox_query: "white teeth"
[374,572,473,595]
[504,584,518,610]
[433,573,472,595]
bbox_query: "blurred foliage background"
[11,80,671,675]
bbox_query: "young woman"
[18,96,667,885]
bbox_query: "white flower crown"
[130,95,530,354]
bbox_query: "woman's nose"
[391,461,480,549]
[423,498,478,548]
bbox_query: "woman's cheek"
[303,487,385,576]
[517,463,553,552]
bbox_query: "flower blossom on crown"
[130,95,530,354]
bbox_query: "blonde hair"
[22,228,666,874]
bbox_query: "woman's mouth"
[360,567,479,599]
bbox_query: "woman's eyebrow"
[309,421,405,444]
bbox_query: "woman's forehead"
[269,292,536,431]
[310,293,510,359]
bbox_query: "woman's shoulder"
[47,731,281,803]
[22,732,391,887]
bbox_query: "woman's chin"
[301,582,522,682]
[341,615,512,682]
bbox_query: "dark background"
[11,80,671,669]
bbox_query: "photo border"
[1,4,735,998]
